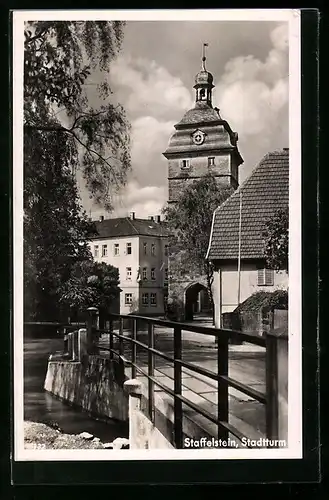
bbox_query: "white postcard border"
[13,8,302,462]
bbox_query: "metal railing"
[86,311,279,449]
[24,321,86,357]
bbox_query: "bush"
[234,289,288,314]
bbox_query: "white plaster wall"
[89,234,168,315]
[212,262,288,323]
[89,235,140,314]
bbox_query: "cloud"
[130,116,174,186]
[214,23,289,181]
[110,55,193,119]
[216,23,288,139]
[101,182,168,219]
[83,21,290,215]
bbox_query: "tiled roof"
[91,217,170,239]
[175,102,220,128]
[207,149,289,261]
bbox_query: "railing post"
[109,317,114,361]
[63,327,68,355]
[86,307,99,355]
[118,317,124,364]
[67,332,73,359]
[124,379,144,449]
[72,330,79,361]
[77,328,88,361]
[131,318,137,379]
[174,326,183,448]
[266,329,288,444]
[148,322,155,422]
[217,331,229,441]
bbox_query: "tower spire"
[202,43,208,71]
[194,43,214,106]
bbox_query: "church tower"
[162,46,244,321]
[163,45,243,203]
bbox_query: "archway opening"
[185,283,212,321]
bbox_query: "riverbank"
[24,421,129,450]
[24,335,129,442]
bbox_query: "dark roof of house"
[206,149,289,261]
[91,217,170,239]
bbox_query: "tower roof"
[194,42,214,88]
[163,43,242,166]
[194,69,214,88]
[175,101,220,128]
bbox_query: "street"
[99,322,266,439]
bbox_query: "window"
[151,243,156,256]
[150,293,157,306]
[102,244,108,257]
[143,242,147,255]
[151,268,156,280]
[126,242,132,255]
[208,157,215,167]
[257,268,274,286]
[94,245,99,258]
[142,293,149,306]
[164,268,168,282]
[125,293,133,305]
[142,267,147,280]
[126,267,132,281]
[164,244,168,256]
[114,243,119,256]
[181,159,190,170]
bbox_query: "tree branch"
[25,26,50,45]
[24,123,121,189]
[67,130,121,190]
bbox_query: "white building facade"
[89,213,169,316]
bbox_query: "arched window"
[199,88,206,99]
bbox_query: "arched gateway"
[184,282,212,321]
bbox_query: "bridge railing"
[24,321,86,359]
[86,308,287,449]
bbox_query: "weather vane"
[202,43,208,70]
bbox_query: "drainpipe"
[237,189,242,306]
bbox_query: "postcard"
[13,8,302,463]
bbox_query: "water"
[24,333,128,443]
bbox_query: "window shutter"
[257,269,265,286]
[265,268,274,286]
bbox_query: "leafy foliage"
[24,128,96,320]
[234,290,288,314]
[262,207,289,271]
[24,21,131,210]
[163,174,234,311]
[23,21,129,320]
[58,261,120,320]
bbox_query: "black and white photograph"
[13,9,302,461]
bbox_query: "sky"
[78,19,289,220]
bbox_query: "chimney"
[129,211,136,220]
[156,215,161,223]
[99,215,104,222]
[148,216,154,221]
[283,147,289,151]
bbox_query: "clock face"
[192,130,205,145]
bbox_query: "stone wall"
[166,236,209,321]
[166,151,238,319]
[44,356,129,422]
